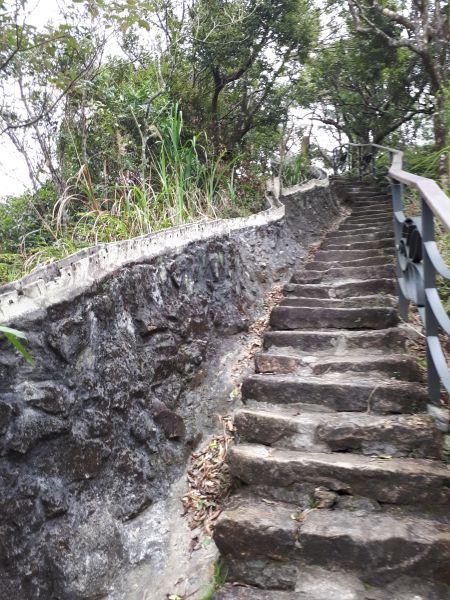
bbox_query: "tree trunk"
[433,92,449,182]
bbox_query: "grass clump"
[200,560,228,600]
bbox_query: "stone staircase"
[213,182,450,599]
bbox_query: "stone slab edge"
[0,178,328,322]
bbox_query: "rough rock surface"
[0,182,340,598]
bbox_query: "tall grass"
[0,106,250,284]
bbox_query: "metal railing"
[334,142,450,405]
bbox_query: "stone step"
[279,294,396,308]
[346,191,387,197]
[228,444,450,505]
[321,244,394,254]
[290,270,324,284]
[351,198,392,206]
[326,228,394,241]
[305,256,393,270]
[348,206,392,215]
[342,220,392,229]
[263,328,411,354]
[321,238,395,250]
[296,510,450,585]
[270,305,398,330]
[346,208,393,217]
[291,264,395,284]
[351,204,392,212]
[311,354,421,380]
[315,248,391,261]
[320,234,394,248]
[337,222,391,233]
[340,217,389,226]
[350,206,392,214]
[215,586,304,600]
[241,374,428,414]
[333,184,382,191]
[343,216,393,227]
[214,498,450,588]
[352,192,392,206]
[254,352,422,382]
[339,221,392,231]
[234,408,441,458]
[215,577,449,600]
[213,494,300,590]
[323,243,395,255]
[318,264,392,281]
[284,278,396,297]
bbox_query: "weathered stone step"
[214,498,450,588]
[351,198,392,206]
[342,220,392,230]
[291,264,395,284]
[263,328,410,354]
[320,244,394,255]
[284,278,396,298]
[323,245,394,257]
[349,206,392,214]
[333,183,382,190]
[215,578,449,600]
[215,586,306,600]
[324,230,394,246]
[351,205,392,214]
[335,263,394,279]
[279,294,396,308]
[270,306,398,331]
[213,494,299,589]
[339,221,392,232]
[311,354,421,380]
[305,256,392,270]
[297,510,450,585]
[352,192,392,206]
[340,217,389,226]
[228,444,450,505]
[254,352,422,382]
[322,238,395,250]
[338,222,391,233]
[290,270,324,284]
[348,206,392,215]
[242,374,427,414]
[328,224,390,235]
[315,248,391,261]
[343,207,393,224]
[320,234,394,248]
[234,408,441,458]
[346,191,387,198]
[343,216,393,227]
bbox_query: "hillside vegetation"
[0,0,448,284]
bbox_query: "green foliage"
[0,325,33,363]
[0,182,57,253]
[305,34,431,145]
[200,560,228,600]
[170,0,319,153]
[0,105,271,284]
[282,153,310,187]
[404,145,450,182]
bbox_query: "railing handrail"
[345,142,450,233]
